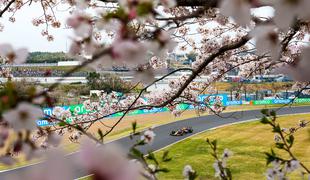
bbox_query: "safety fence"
[37,94,310,126]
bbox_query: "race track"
[1,106,310,179]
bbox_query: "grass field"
[153,114,310,180]
[213,82,293,92]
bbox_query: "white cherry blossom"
[52,106,65,119]
[3,102,43,131]
[284,160,300,173]
[141,128,156,144]
[79,141,140,180]
[219,0,251,26]
[159,0,176,8]
[222,148,233,159]
[0,44,28,64]
[274,0,310,30]
[112,40,148,67]
[251,25,280,61]
[183,165,195,179]
[66,12,92,38]
[277,47,310,81]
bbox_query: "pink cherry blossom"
[219,0,251,26]
[183,165,195,179]
[79,141,141,180]
[141,128,156,144]
[52,106,65,119]
[159,0,176,8]
[277,47,310,82]
[66,12,92,38]
[0,44,28,64]
[251,25,280,61]
[274,0,310,30]
[97,39,148,68]
[3,102,43,131]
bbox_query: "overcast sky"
[0,3,73,52]
[0,4,274,53]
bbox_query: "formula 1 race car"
[170,127,193,136]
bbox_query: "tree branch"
[0,0,15,17]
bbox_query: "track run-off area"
[0,106,309,179]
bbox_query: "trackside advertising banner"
[37,96,310,126]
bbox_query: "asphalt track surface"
[1,106,309,179]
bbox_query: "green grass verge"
[153,114,310,180]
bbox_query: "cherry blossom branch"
[0,0,15,17]
[198,54,270,97]
[274,82,310,111]
[90,34,251,137]
[48,115,104,144]
[41,67,194,132]
[155,7,208,21]
[281,21,301,52]
[263,113,310,173]
[48,35,251,136]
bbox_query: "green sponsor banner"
[111,112,124,117]
[66,117,73,123]
[294,98,310,103]
[61,98,310,119]
[69,104,90,115]
[176,104,190,110]
[163,107,169,111]
[252,99,273,105]
[128,109,144,115]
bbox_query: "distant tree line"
[26,52,74,63]
[87,72,133,94]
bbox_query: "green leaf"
[270,110,276,117]
[132,121,137,134]
[129,147,143,159]
[212,139,217,151]
[275,143,285,149]
[260,117,270,124]
[58,122,66,126]
[155,168,170,173]
[105,8,128,21]
[162,150,172,162]
[261,109,269,115]
[273,125,281,133]
[225,168,232,180]
[264,149,278,165]
[189,171,198,180]
[147,152,156,160]
[147,152,159,165]
[287,135,294,147]
[136,2,153,16]
[135,139,146,146]
[75,125,84,131]
[98,128,103,140]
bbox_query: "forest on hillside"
[26,52,74,63]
